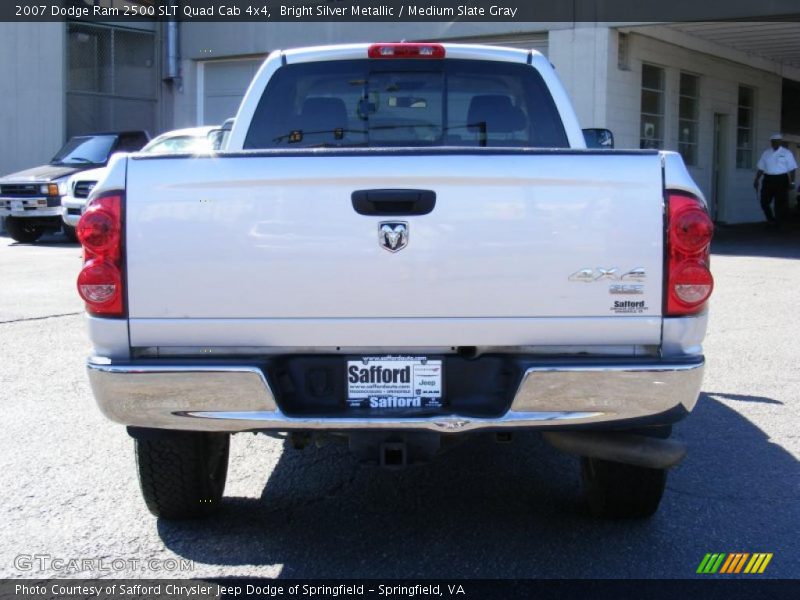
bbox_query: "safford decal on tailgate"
[611,300,649,314]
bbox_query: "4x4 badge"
[379,222,408,253]
[569,267,646,282]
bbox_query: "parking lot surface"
[0,227,798,578]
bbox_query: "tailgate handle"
[351,189,436,216]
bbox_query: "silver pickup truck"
[76,43,714,520]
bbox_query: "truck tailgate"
[125,152,664,347]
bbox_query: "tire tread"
[6,217,44,243]
[135,432,228,519]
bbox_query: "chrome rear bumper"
[87,356,704,433]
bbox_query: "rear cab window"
[244,59,569,149]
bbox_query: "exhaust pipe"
[542,431,686,470]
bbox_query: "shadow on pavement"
[705,392,783,405]
[712,222,800,260]
[1,232,79,247]
[157,393,798,578]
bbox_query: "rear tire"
[5,217,45,243]
[580,457,667,518]
[134,431,229,519]
[63,224,78,242]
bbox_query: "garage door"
[200,58,264,125]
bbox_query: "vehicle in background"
[141,126,220,155]
[61,127,217,233]
[0,131,149,243]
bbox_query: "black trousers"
[760,174,792,223]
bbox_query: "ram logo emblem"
[379,222,408,253]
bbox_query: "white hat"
[770,133,783,141]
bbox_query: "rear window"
[244,59,569,149]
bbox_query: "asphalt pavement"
[0,226,798,579]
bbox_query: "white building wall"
[0,23,65,177]
[548,26,611,132]
[602,30,781,223]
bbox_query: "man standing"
[754,133,797,228]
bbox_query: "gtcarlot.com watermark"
[14,554,194,574]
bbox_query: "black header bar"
[4,0,800,23]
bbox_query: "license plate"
[11,201,23,211]
[346,356,443,409]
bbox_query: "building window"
[640,64,665,149]
[736,86,755,169]
[678,73,699,166]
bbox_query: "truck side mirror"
[207,129,225,150]
[209,118,235,151]
[582,128,614,149]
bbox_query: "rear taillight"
[368,43,446,59]
[666,193,714,315]
[77,207,121,257]
[76,193,124,316]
